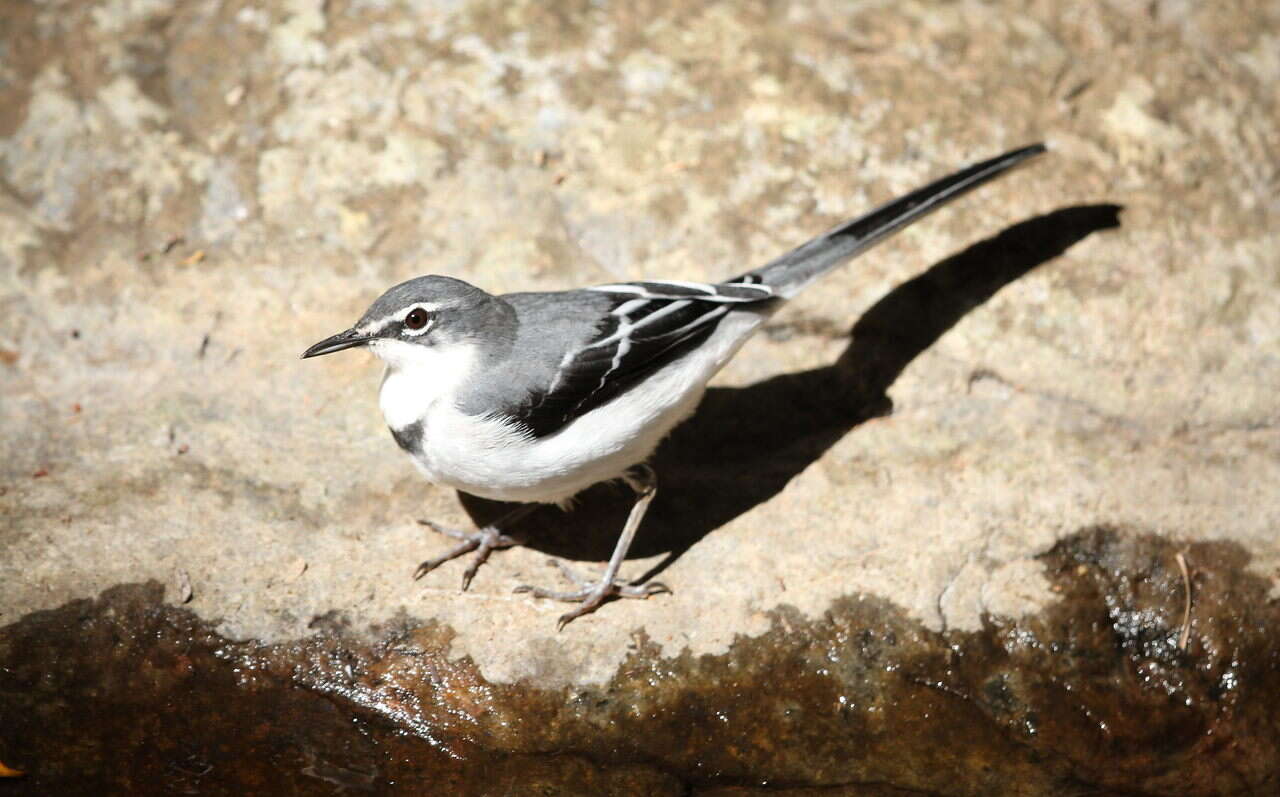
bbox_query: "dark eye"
[404,308,430,330]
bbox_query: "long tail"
[741,144,1046,298]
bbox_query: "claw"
[515,558,670,629]
[412,516,525,588]
[413,537,480,581]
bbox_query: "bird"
[303,143,1047,628]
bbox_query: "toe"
[513,584,586,601]
[556,601,600,631]
[413,538,481,580]
[460,549,492,591]
[417,519,471,541]
[615,580,670,598]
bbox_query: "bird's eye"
[404,308,430,330]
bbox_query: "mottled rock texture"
[2,0,1278,793]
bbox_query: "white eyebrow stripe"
[355,302,443,336]
[355,319,390,337]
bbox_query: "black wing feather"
[516,280,774,437]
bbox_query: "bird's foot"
[515,559,670,630]
[413,520,523,590]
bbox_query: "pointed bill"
[301,328,374,359]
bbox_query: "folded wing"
[513,278,775,437]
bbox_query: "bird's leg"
[414,503,538,590]
[515,464,669,629]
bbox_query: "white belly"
[379,311,764,504]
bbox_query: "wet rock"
[2,529,1276,794]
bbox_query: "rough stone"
[2,0,1278,792]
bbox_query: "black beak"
[301,328,373,359]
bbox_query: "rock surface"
[2,530,1277,793]
[2,0,1278,793]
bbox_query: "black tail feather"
[740,144,1047,296]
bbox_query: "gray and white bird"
[303,143,1046,628]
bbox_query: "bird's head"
[301,275,504,369]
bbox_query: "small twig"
[1175,550,1193,651]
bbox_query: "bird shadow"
[457,204,1124,580]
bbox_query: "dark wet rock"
[2,528,1276,795]
[0,584,681,795]
[5,0,1278,686]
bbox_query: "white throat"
[373,338,480,429]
